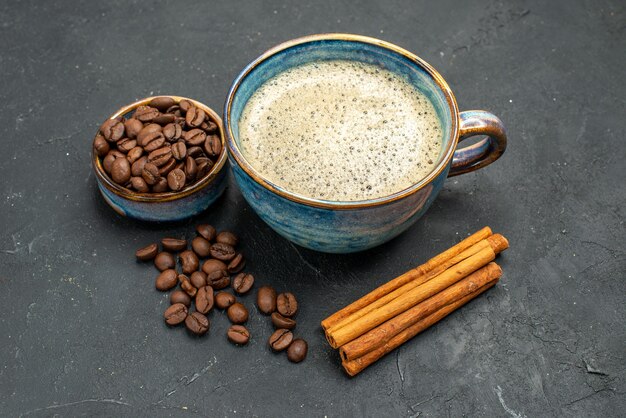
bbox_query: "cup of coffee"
[224,34,507,253]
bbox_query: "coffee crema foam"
[238,60,443,201]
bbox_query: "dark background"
[1,0,624,416]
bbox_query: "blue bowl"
[224,34,506,253]
[93,96,228,222]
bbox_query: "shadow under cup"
[225,37,458,253]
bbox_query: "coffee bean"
[276,292,298,317]
[142,162,161,185]
[203,120,218,133]
[204,134,222,158]
[93,134,110,157]
[167,168,186,191]
[271,312,296,330]
[131,176,149,192]
[215,291,236,309]
[163,123,183,141]
[202,258,227,275]
[155,269,178,291]
[135,243,158,261]
[195,286,214,314]
[147,146,172,167]
[101,118,125,142]
[257,286,277,315]
[287,339,307,363]
[185,311,209,335]
[170,290,191,307]
[137,123,162,143]
[207,269,230,290]
[184,156,198,182]
[111,157,131,184]
[210,242,236,261]
[190,271,207,288]
[187,146,204,158]
[196,224,216,241]
[134,105,160,122]
[117,138,137,153]
[196,159,213,179]
[152,177,169,193]
[191,236,211,257]
[103,150,125,174]
[232,273,254,295]
[153,113,176,125]
[124,118,143,139]
[179,99,193,113]
[154,252,176,271]
[164,303,188,325]
[161,238,187,252]
[185,106,205,127]
[227,325,250,345]
[149,96,176,112]
[227,302,249,324]
[183,128,206,146]
[179,250,199,274]
[142,132,166,153]
[131,156,148,177]
[126,146,144,164]
[179,274,197,297]
[268,329,293,352]
[157,157,177,176]
[171,141,187,160]
[227,253,245,274]
[216,231,238,247]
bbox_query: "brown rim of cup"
[92,95,228,203]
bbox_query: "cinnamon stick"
[339,262,502,361]
[320,226,493,331]
[326,234,508,336]
[326,245,497,348]
[341,278,498,376]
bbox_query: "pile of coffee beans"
[136,224,307,363]
[95,96,222,193]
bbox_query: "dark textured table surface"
[1,0,624,416]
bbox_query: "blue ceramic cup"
[224,34,507,253]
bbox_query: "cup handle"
[448,110,507,177]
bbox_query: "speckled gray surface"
[1,0,624,417]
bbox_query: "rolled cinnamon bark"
[339,262,502,361]
[341,278,499,376]
[326,245,497,348]
[321,226,493,331]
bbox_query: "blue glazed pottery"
[93,96,228,222]
[224,34,507,253]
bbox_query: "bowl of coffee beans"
[92,96,228,221]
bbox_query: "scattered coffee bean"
[135,243,158,261]
[161,237,187,252]
[156,269,178,291]
[170,290,191,307]
[154,251,175,271]
[196,224,216,241]
[227,253,245,274]
[190,271,207,288]
[164,303,188,325]
[207,269,230,290]
[215,291,236,309]
[268,329,293,352]
[271,312,296,330]
[227,325,250,345]
[287,339,308,363]
[257,286,277,314]
[191,236,212,257]
[179,274,197,297]
[277,292,298,317]
[195,286,214,314]
[232,273,254,295]
[210,242,236,261]
[179,250,199,274]
[201,258,227,275]
[227,302,249,324]
[185,311,209,335]
[216,231,238,247]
